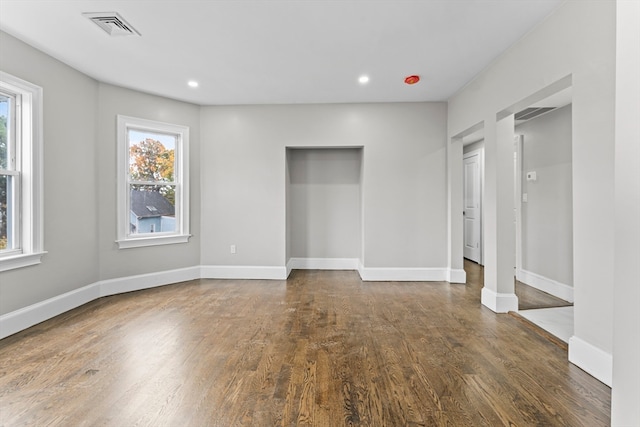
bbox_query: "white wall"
[287,148,362,260]
[0,31,99,315]
[200,103,448,271]
[611,0,640,424]
[517,105,572,287]
[448,0,616,384]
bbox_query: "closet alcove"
[286,147,363,270]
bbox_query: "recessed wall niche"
[286,147,363,270]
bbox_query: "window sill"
[116,234,191,249]
[0,251,47,273]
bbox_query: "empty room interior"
[0,1,638,426]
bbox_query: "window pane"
[0,94,10,170]
[128,129,176,183]
[129,184,177,235]
[0,174,13,251]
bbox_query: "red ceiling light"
[404,75,420,85]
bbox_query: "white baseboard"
[517,269,573,303]
[568,336,613,387]
[481,287,519,313]
[100,266,200,297]
[0,266,203,340]
[200,265,287,280]
[0,262,464,339]
[447,268,467,284]
[357,264,449,281]
[0,282,100,339]
[287,257,360,271]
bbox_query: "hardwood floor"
[515,281,572,311]
[0,269,610,426]
[464,259,573,310]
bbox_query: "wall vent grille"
[515,107,556,122]
[83,12,140,36]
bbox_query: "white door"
[463,151,482,263]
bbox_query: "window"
[0,72,44,272]
[116,115,190,248]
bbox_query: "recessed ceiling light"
[188,80,199,88]
[358,75,370,84]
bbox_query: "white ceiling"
[0,0,563,106]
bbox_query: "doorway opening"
[512,86,574,343]
[285,147,363,274]
[462,128,485,265]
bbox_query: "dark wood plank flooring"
[0,269,609,426]
[464,259,573,310]
[516,280,573,310]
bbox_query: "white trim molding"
[116,115,190,249]
[0,266,200,340]
[116,234,191,249]
[481,287,519,313]
[287,258,359,271]
[447,268,467,284]
[568,336,613,387]
[100,266,200,297]
[201,265,287,280]
[0,72,45,272]
[517,269,573,303]
[0,282,100,340]
[0,263,468,339]
[358,264,450,282]
[0,251,47,273]
[285,260,465,284]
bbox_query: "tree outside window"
[116,115,189,249]
[0,71,45,271]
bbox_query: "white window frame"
[116,115,190,249]
[0,71,45,272]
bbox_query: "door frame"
[514,134,523,279]
[463,147,484,265]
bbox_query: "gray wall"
[463,140,484,154]
[0,31,201,315]
[517,105,572,286]
[0,31,448,317]
[448,0,615,375]
[200,103,448,269]
[97,83,201,280]
[0,32,99,314]
[287,148,362,260]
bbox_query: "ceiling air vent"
[515,107,556,122]
[83,12,141,36]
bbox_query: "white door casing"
[463,150,482,263]
[514,135,523,277]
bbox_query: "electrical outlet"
[230,245,236,254]
[522,193,528,202]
